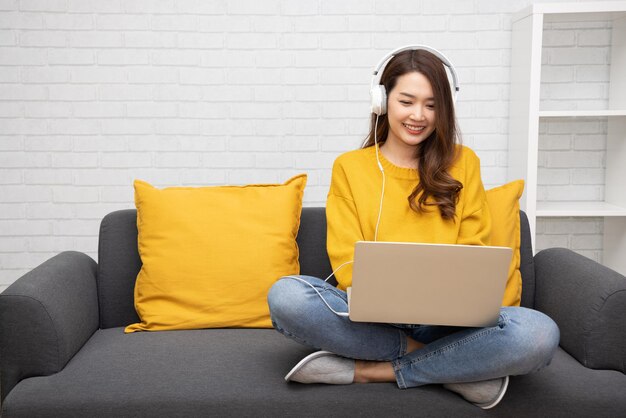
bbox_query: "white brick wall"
[0,0,608,291]
[536,217,604,262]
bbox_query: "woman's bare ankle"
[352,338,424,383]
[354,360,395,383]
[406,337,425,354]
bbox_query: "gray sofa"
[1,208,625,417]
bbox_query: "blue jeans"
[267,275,560,389]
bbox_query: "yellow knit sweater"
[326,145,492,291]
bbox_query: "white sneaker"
[285,351,355,385]
[443,376,510,409]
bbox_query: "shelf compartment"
[514,2,626,23]
[536,201,626,217]
[539,110,626,118]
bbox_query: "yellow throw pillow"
[125,174,307,333]
[485,180,525,307]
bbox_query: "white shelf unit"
[508,2,626,275]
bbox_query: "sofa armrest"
[0,251,99,402]
[534,248,626,373]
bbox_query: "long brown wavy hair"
[362,49,462,221]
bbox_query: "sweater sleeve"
[456,149,492,247]
[326,159,364,291]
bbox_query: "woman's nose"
[410,107,425,121]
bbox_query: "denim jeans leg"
[392,306,560,388]
[267,275,408,361]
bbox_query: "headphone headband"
[369,45,460,115]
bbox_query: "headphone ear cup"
[370,85,387,116]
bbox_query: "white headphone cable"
[373,115,385,242]
[282,260,354,318]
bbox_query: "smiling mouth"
[403,123,426,135]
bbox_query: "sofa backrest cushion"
[97,208,533,329]
[98,209,142,328]
[519,210,535,309]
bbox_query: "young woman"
[267,48,559,410]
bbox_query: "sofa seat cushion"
[4,328,626,417]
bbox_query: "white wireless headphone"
[370,45,460,116]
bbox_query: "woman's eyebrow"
[399,92,435,101]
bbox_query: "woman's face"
[385,71,436,153]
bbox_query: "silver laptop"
[347,241,512,327]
